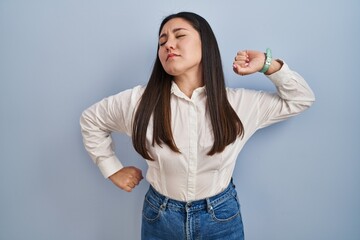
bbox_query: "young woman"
[80,12,315,240]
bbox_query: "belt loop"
[160,197,168,211]
[206,198,213,213]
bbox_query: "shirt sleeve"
[258,61,315,128]
[80,85,144,178]
[228,61,315,135]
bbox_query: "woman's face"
[158,18,202,77]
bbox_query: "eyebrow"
[159,28,188,39]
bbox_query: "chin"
[164,68,182,77]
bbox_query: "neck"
[173,68,203,98]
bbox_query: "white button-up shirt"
[80,62,315,201]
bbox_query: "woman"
[80,12,315,239]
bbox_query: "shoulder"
[226,87,266,111]
[226,87,261,99]
[113,85,146,100]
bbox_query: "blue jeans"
[141,180,244,240]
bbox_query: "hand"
[108,166,143,192]
[233,50,265,75]
[233,50,282,76]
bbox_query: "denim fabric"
[141,181,244,240]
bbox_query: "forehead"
[159,18,195,35]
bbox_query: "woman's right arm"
[80,85,144,191]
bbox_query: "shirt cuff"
[97,156,124,178]
[266,60,292,86]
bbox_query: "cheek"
[193,46,202,63]
[190,41,202,62]
[158,51,166,65]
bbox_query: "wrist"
[259,48,272,73]
[265,59,283,75]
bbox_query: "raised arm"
[229,49,315,130]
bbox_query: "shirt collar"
[170,81,206,100]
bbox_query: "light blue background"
[1,0,359,239]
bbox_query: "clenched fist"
[233,50,282,76]
[109,166,144,192]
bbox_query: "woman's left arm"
[232,49,316,128]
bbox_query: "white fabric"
[80,62,315,201]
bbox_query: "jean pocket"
[142,197,162,223]
[209,196,240,222]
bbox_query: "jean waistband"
[146,180,237,213]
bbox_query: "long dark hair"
[132,12,244,160]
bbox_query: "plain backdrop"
[1,0,359,239]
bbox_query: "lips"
[166,53,179,61]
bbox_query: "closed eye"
[159,35,185,46]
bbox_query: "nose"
[164,38,175,51]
